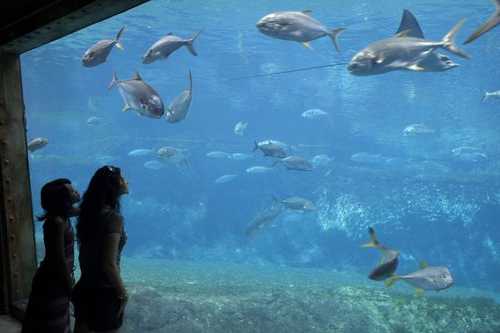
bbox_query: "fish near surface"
[362,227,399,281]
[256,10,345,51]
[166,70,193,123]
[82,27,125,67]
[348,19,469,76]
[385,262,453,292]
[28,137,48,152]
[394,10,459,72]
[274,156,313,171]
[143,31,202,64]
[109,72,164,119]
[464,0,500,44]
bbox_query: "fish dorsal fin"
[395,29,412,38]
[396,9,425,38]
[132,72,143,81]
[302,10,313,15]
[166,32,173,35]
[419,261,429,269]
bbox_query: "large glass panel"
[21,0,500,331]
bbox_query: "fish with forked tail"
[362,227,400,281]
[143,31,202,64]
[348,19,469,76]
[464,0,500,44]
[385,261,454,295]
[256,10,345,51]
[82,27,125,67]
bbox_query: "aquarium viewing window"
[0,0,150,319]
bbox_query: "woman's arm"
[53,217,73,294]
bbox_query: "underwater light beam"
[226,62,348,81]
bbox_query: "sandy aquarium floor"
[118,257,500,333]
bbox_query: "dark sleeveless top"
[78,208,127,288]
[40,217,75,278]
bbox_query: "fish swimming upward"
[464,0,500,44]
[362,227,400,281]
[166,70,193,123]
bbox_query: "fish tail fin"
[384,275,400,288]
[108,72,118,90]
[361,227,380,248]
[482,92,490,102]
[186,30,202,56]
[253,141,259,152]
[464,1,500,44]
[441,19,469,59]
[328,28,346,52]
[188,70,192,91]
[114,26,125,50]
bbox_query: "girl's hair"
[37,178,73,221]
[76,165,123,244]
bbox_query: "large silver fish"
[464,0,500,44]
[143,31,201,64]
[166,71,193,123]
[108,72,164,119]
[279,196,316,211]
[348,19,469,76]
[245,202,284,237]
[395,10,459,72]
[385,262,454,293]
[82,27,125,67]
[256,10,345,51]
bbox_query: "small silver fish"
[231,153,253,161]
[301,108,328,119]
[143,31,202,64]
[128,149,154,157]
[348,19,469,76]
[157,146,189,166]
[109,72,164,119]
[274,156,313,171]
[254,140,288,158]
[246,166,274,174]
[452,146,488,162]
[402,123,435,136]
[482,90,500,102]
[464,0,500,44]
[166,70,193,123]
[215,174,238,184]
[206,151,230,159]
[27,137,48,152]
[86,116,103,126]
[234,121,248,136]
[82,27,125,67]
[256,10,345,51]
[385,262,453,292]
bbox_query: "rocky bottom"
[120,258,500,333]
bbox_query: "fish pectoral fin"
[122,105,131,112]
[415,288,425,297]
[406,63,426,71]
[419,260,429,269]
[384,275,400,288]
[115,42,124,50]
[302,42,313,49]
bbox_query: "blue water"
[20,0,500,324]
